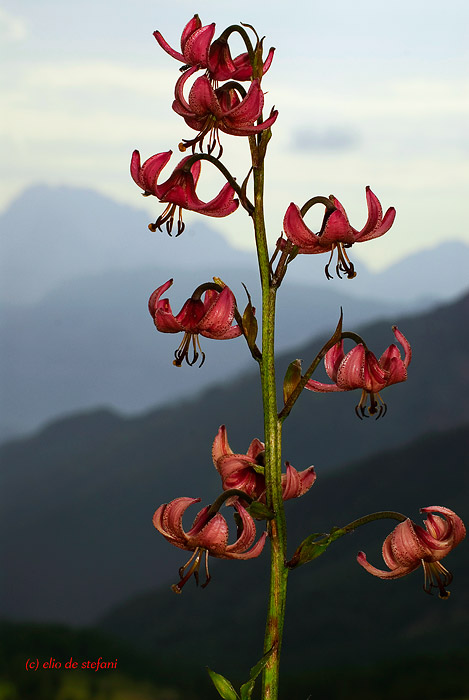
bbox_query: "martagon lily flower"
[212,425,316,502]
[357,507,466,599]
[149,279,242,367]
[306,326,411,419]
[153,15,215,71]
[153,14,275,82]
[282,187,396,279]
[153,497,267,593]
[130,150,238,235]
[173,66,278,154]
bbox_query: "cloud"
[0,7,27,42]
[291,126,360,152]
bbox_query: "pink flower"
[173,66,278,154]
[306,326,411,418]
[153,15,215,70]
[149,279,242,367]
[357,507,466,599]
[283,187,396,279]
[130,150,238,235]
[153,497,267,592]
[153,14,274,81]
[212,425,316,502]
[207,38,275,82]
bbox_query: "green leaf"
[247,501,274,521]
[287,528,347,569]
[283,359,302,404]
[242,301,258,349]
[248,645,275,680]
[239,646,276,699]
[240,679,255,700]
[207,668,240,700]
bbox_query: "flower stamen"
[173,332,206,367]
[355,390,387,420]
[172,548,206,594]
[422,560,453,599]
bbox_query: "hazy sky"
[1,0,468,270]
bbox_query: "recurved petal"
[224,79,264,124]
[379,343,402,373]
[153,30,185,63]
[224,503,257,555]
[190,512,229,555]
[390,519,431,565]
[196,181,239,218]
[382,355,407,387]
[212,425,233,466]
[305,379,345,393]
[198,285,236,336]
[148,279,174,317]
[180,15,202,48]
[319,209,355,245]
[358,207,396,242]
[246,437,265,460]
[355,186,382,238]
[153,497,201,542]
[130,150,173,194]
[174,298,206,331]
[222,108,278,136]
[281,463,316,500]
[356,187,395,242]
[421,506,466,548]
[189,75,222,117]
[392,326,412,368]
[335,344,367,390]
[363,352,389,392]
[357,551,418,579]
[382,532,400,570]
[324,341,346,382]
[183,22,215,65]
[173,66,199,115]
[216,453,257,481]
[283,203,323,251]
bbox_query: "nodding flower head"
[153,496,267,593]
[357,507,466,599]
[148,279,243,367]
[282,187,395,280]
[306,326,411,419]
[212,425,316,502]
[154,15,275,82]
[173,67,278,156]
[130,150,238,236]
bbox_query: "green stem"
[249,136,287,700]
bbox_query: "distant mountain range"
[2,184,469,306]
[2,184,469,440]
[1,291,468,628]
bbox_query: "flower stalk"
[249,130,287,699]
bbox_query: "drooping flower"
[207,37,275,82]
[153,15,215,70]
[173,66,278,154]
[306,326,411,418]
[153,14,275,82]
[130,150,238,235]
[282,187,396,279]
[153,496,267,592]
[212,425,316,502]
[357,507,466,599]
[149,279,242,367]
